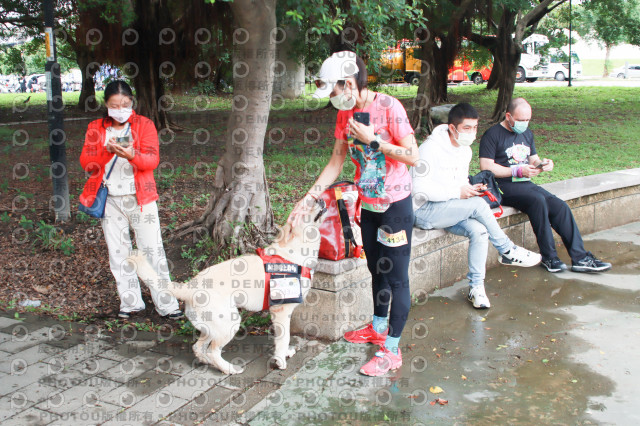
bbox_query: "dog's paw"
[223,364,244,375]
[286,346,296,358]
[273,355,287,370]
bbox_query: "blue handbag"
[78,157,117,218]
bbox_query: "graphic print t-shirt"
[478,123,537,183]
[334,93,414,207]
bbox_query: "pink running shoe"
[360,347,402,376]
[343,323,388,345]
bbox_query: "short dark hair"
[335,53,368,93]
[448,102,479,126]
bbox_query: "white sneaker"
[468,286,491,309]
[499,245,541,267]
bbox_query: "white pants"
[101,195,179,315]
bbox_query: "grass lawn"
[1,84,638,225]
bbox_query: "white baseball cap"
[312,51,359,99]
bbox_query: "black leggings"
[360,195,413,338]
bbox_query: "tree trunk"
[603,43,612,77]
[411,58,433,135]
[132,53,169,130]
[411,34,459,136]
[76,48,98,111]
[173,0,276,250]
[485,46,500,90]
[490,9,519,123]
[128,0,170,130]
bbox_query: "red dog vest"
[256,248,312,311]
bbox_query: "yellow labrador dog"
[128,197,326,375]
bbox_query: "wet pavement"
[0,222,638,425]
[247,222,640,425]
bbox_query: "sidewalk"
[1,222,639,425]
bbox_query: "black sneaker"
[541,257,568,273]
[118,310,142,319]
[165,310,185,320]
[571,252,612,273]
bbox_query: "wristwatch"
[369,133,381,151]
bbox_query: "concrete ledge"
[294,168,640,340]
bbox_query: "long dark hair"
[102,80,135,127]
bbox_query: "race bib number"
[377,228,408,247]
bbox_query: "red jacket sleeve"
[129,116,160,172]
[79,120,113,175]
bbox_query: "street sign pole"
[44,0,70,222]
[568,0,573,87]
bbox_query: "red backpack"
[318,181,363,261]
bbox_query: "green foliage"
[18,215,33,230]
[181,236,218,273]
[280,0,426,78]
[0,46,26,75]
[241,311,271,329]
[576,0,640,47]
[34,220,75,255]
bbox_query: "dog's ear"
[278,223,295,247]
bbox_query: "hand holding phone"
[351,112,371,146]
[536,161,549,170]
[115,135,131,148]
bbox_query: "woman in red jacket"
[79,80,183,320]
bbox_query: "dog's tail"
[127,251,193,302]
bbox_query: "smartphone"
[352,112,370,146]
[115,135,130,147]
[353,112,370,126]
[536,161,549,170]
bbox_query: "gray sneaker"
[571,252,612,273]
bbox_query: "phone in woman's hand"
[352,112,370,146]
[115,136,130,148]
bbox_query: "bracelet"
[517,166,523,178]
[511,166,518,177]
[306,192,319,201]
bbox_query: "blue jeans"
[414,197,513,288]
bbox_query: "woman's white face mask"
[330,82,356,111]
[108,107,133,123]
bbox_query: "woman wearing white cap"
[288,51,419,376]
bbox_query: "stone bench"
[292,168,640,340]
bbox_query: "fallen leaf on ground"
[461,375,467,380]
[429,386,444,394]
[436,398,448,405]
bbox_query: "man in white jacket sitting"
[410,103,541,309]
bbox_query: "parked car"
[611,64,640,79]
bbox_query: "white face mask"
[108,107,133,123]
[453,127,476,146]
[330,93,356,111]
